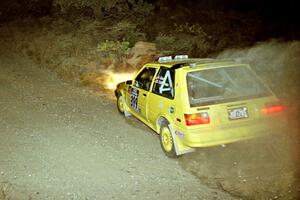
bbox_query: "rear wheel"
[160,121,178,158]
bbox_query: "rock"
[126,41,157,69]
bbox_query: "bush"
[53,0,154,25]
[155,33,176,53]
[155,29,211,57]
[96,40,130,59]
[174,23,206,36]
[101,21,146,47]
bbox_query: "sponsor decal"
[175,130,185,138]
[170,106,174,113]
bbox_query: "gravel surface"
[0,49,238,199]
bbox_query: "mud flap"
[122,97,131,117]
[167,123,195,156]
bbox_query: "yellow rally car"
[115,55,286,158]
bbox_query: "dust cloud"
[217,40,300,99]
[217,40,300,144]
[180,40,300,200]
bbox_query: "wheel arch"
[116,89,131,117]
[156,115,195,156]
[156,115,173,134]
[115,89,126,97]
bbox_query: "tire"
[117,94,125,114]
[159,121,178,158]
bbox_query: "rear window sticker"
[159,70,173,96]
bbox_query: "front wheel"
[117,95,125,114]
[160,121,178,158]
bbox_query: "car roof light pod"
[158,56,173,62]
[189,63,197,68]
[174,55,188,60]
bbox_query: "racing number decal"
[130,87,140,113]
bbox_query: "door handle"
[143,94,147,97]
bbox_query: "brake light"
[185,112,210,126]
[261,103,284,115]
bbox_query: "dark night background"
[156,0,299,39]
[0,0,299,40]
[0,1,299,199]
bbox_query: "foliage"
[53,0,154,25]
[96,40,130,58]
[155,33,176,52]
[174,23,206,36]
[101,21,146,46]
[124,31,145,47]
[155,27,211,57]
[126,0,154,25]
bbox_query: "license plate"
[228,107,249,120]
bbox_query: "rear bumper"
[177,117,287,148]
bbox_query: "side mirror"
[126,80,132,85]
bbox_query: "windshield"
[186,66,271,107]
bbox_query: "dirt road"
[0,48,239,199]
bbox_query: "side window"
[134,67,156,91]
[152,67,175,99]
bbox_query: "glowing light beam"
[104,71,136,90]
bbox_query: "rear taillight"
[261,103,284,115]
[185,112,210,126]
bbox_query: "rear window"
[187,66,271,107]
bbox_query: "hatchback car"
[115,55,286,157]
